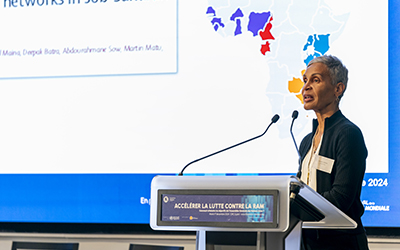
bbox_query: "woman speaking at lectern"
[298,55,369,249]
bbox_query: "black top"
[299,110,368,234]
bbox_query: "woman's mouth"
[303,94,314,102]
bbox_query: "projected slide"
[0,0,177,78]
[0,0,387,174]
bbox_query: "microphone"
[289,110,301,178]
[178,114,280,176]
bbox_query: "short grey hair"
[308,55,348,99]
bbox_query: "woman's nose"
[302,82,310,91]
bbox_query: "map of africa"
[206,0,349,138]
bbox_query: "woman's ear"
[336,82,345,98]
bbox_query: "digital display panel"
[0,0,398,232]
[157,190,278,228]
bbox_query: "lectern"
[150,175,356,250]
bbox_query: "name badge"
[312,155,335,174]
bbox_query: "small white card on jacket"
[313,155,335,174]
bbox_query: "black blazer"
[299,110,368,234]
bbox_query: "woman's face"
[302,62,338,115]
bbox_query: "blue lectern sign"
[157,190,278,228]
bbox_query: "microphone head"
[292,110,299,119]
[271,114,280,123]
